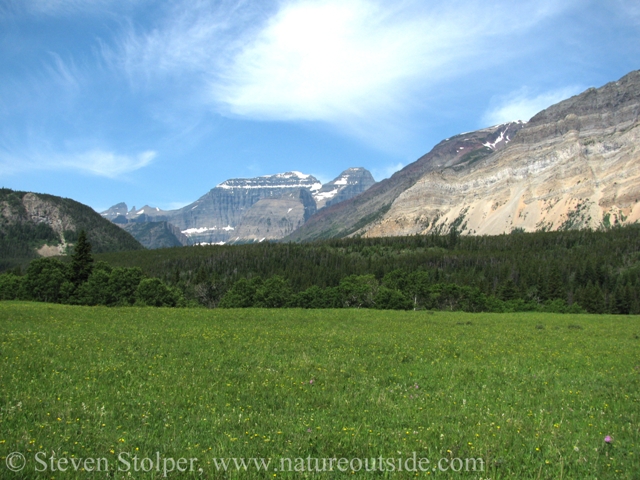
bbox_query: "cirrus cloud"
[0,148,156,178]
[110,0,577,144]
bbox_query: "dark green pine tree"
[70,230,94,286]
[545,265,564,300]
[579,281,606,314]
[499,279,519,301]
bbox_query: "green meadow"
[0,302,638,478]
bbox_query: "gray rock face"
[171,172,321,244]
[313,167,376,209]
[527,70,640,128]
[232,189,317,242]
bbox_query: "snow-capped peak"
[216,171,320,190]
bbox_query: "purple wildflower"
[604,436,612,443]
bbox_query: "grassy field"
[0,302,638,478]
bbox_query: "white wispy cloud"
[109,1,266,85]
[0,149,156,178]
[109,0,575,145]
[481,86,584,126]
[46,53,83,92]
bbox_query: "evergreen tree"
[499,279,519,301]
[545,266,564,300]
[70,230,94,286]
[578,282,606,314]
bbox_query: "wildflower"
[604,436,613,443]
[310,379,314,384]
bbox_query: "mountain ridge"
[342,70,640,239]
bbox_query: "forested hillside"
[95,225,640,313]
[0,188,143,271]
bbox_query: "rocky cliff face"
[359,70,640,237]
[231,189,317,242]
[313,167,376,209]
[171,172,321,244]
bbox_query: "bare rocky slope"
[289,70,640,241]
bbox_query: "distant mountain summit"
[314,168,376,209]
[102,168,376,247]
[100,202,128,221]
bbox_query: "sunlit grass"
[0,302,638,478]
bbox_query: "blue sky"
[1,0,639,212]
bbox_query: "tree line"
[93,225,640,314]
[2,225,640,313]
[215,272,586,313]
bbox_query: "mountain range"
[103,69,640,247]
[102,167,376,247]
[4,69,638,261]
